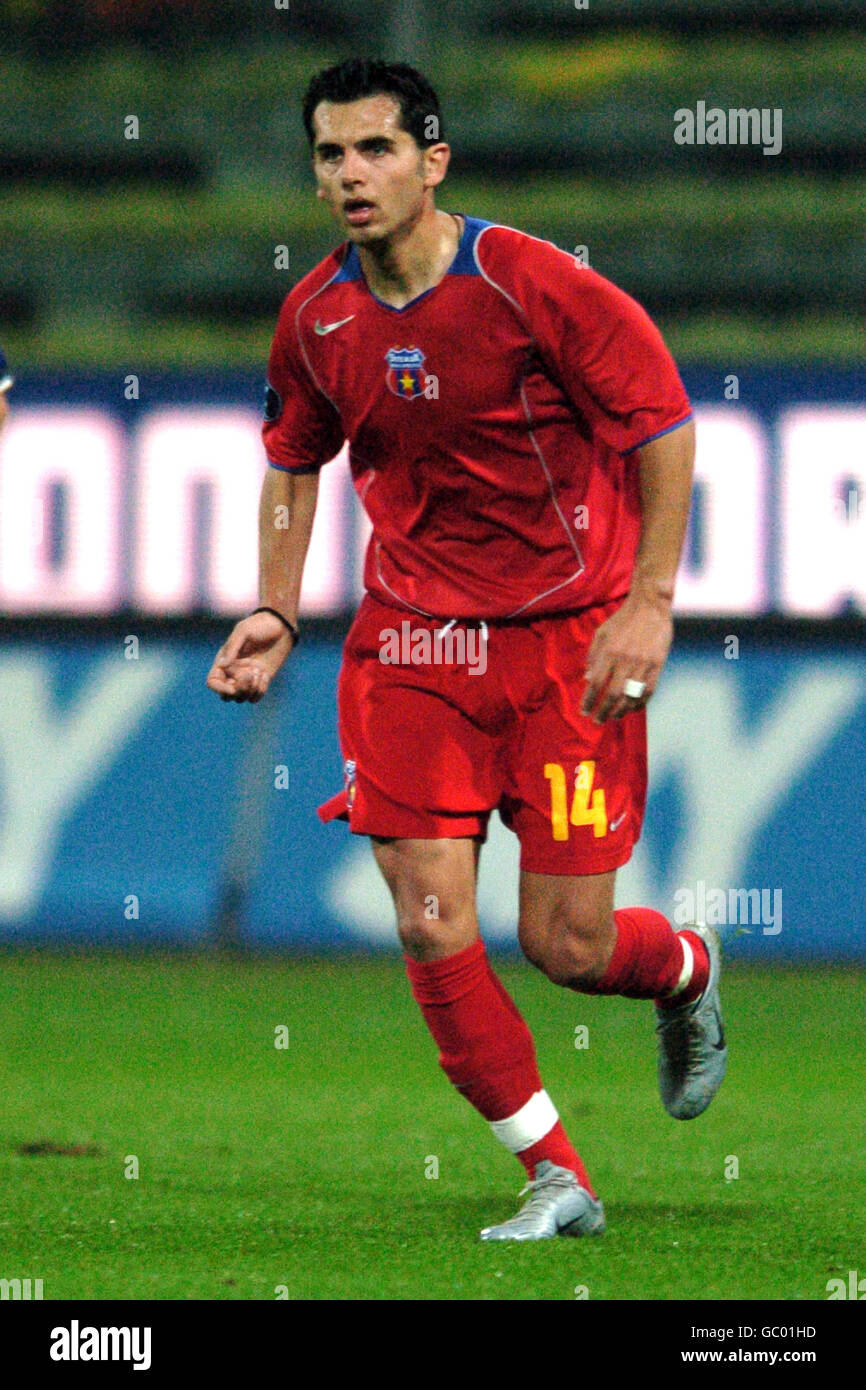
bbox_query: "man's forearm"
[258,465,320,624]
[630,418,696,610]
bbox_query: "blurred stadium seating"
[0,0,863,365]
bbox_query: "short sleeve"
[508,238,691,455]
[262,303,345,473]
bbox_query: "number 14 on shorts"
[544,760,608,841]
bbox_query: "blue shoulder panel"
[332,245,363,284]
[449,215,495,275]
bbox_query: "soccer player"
[0,346,12,430]
[207,59,726,1241]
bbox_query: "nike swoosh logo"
[609,813,626,832]
[314,316,355,335]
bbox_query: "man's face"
[311,94,447,243]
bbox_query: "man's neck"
[357,208,463,309]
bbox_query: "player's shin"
[405,939,595,1195]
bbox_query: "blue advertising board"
[1,628,863,959]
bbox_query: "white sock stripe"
[673,935,694,994]
[489,1090,559,1154]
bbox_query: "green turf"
[0,953,862,1301]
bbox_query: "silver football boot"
[479,1160,606,1241]
[656,922,727,1119]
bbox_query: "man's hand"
[581,592,673,724]
[206,611,294,703]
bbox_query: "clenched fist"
[206,610,295,703]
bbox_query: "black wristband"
[252,606,300,647]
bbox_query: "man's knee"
[372,837,478,961]
[518,905,615,989]
[397,905,473,960]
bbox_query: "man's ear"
[423,141,451,191]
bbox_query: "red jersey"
[262,215,691,620]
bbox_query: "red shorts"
[321,593,647,875]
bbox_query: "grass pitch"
[1,952,862,1301]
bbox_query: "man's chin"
[344,220,388,244]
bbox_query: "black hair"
[302,58,444,150]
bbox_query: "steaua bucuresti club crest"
[385,347,430,399]
[344,759,357,813]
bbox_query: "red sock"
[406,940,595,1194]
[586,908,709,1005]
[655,929,710,1008]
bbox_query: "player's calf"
[521,883,726,1120]
[518,926,613,990]
[517,867,618,988]
[517,901,617,991]
[520,876,709,1004]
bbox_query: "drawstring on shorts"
[435,617,489,644]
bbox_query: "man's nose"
[340,149,367,184]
